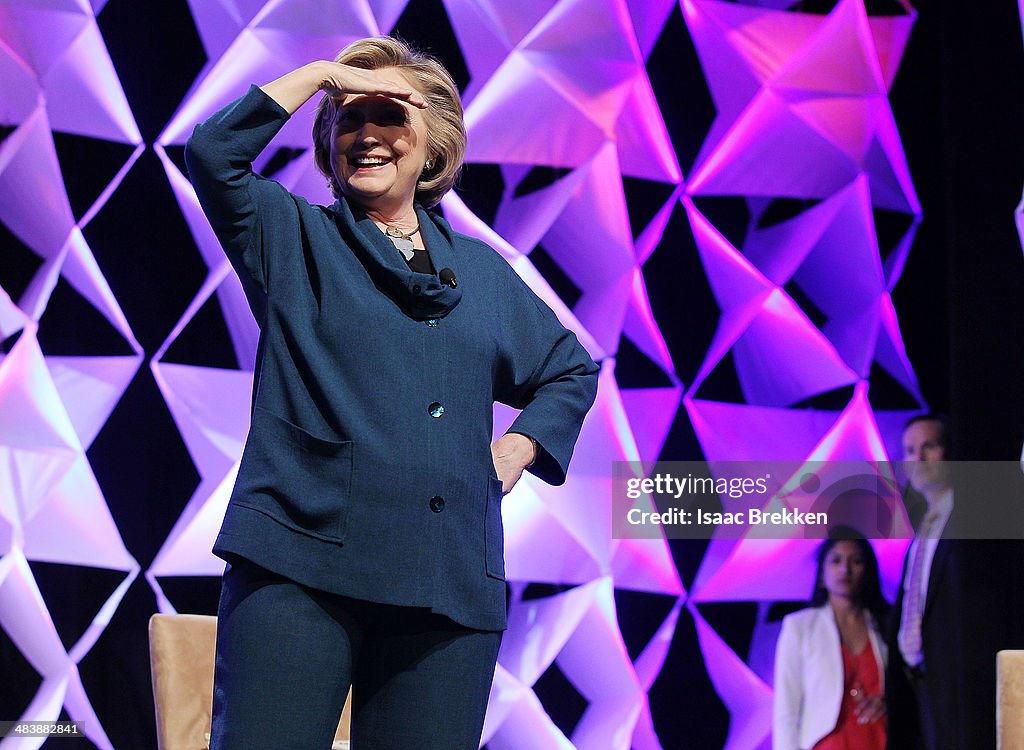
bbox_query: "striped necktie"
[898,509,940,665]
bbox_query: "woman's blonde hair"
[312,37,465,208]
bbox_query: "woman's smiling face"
[329,67,431,215]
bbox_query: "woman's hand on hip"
[491,433,537,495]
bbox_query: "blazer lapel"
[923,538,953,618]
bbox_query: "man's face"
[902,419,951,495]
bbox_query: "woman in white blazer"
[773,529,889,750]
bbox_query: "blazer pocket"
[234,407,353,543]
[484,475,506,580]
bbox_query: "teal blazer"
[185,86,598,631]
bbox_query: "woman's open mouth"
[351,155,391,169]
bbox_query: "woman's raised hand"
[260,61,427,115]
[316,63,428,108]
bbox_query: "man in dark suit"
[887,415,1024,749]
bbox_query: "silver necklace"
[384,224,421,261]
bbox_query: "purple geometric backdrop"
[0,0,945,748]
[0,2,143,747]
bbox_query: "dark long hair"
[809,526,888,624]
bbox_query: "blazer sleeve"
[184,85,295,305]
[492,263,599,486]
[772,615,803,750]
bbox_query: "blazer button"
[429,496,445,513]
[428,402,445,418]
[412,284,422,294]
[425,318,439,327]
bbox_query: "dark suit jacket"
[185,86,599,631]
[887,493,1024,749]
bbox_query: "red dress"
[812,642,886,750]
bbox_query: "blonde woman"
[186,37,598,749]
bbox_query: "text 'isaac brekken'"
[626,508,829,526]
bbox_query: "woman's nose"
[357,129,380,145]
[355,120,381,143]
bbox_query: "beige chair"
[998,650,1024,749]
[149,613,351,750]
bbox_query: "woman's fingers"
[260,61,428,116]
[375,85,428,108]
[491,451,525,495]
[491,433,534,494]
[854,695,887,724]
[321,64,428,108]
